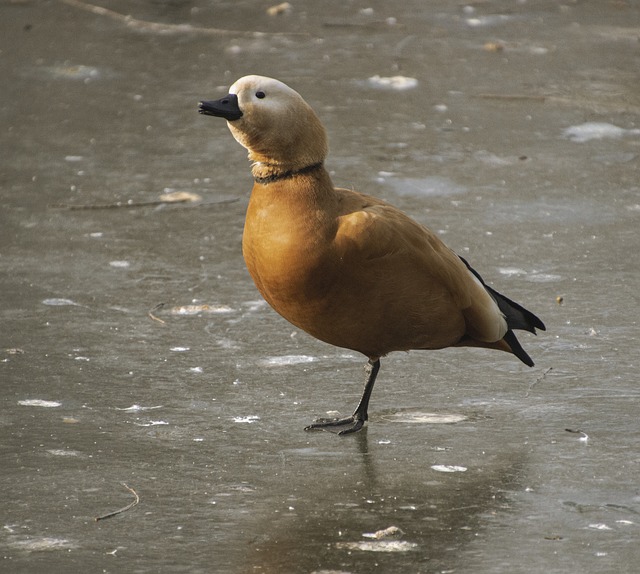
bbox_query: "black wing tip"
[518,308,546,335]
[534,317,547,332]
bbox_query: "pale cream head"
[225,75,328,171]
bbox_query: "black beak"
[198,93,243,121]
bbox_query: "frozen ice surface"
[3,2,640,572]
[388,176,468,197]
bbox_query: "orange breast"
[241,177,471,358]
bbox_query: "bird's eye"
[255,91,266,99]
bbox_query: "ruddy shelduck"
[199,75,545,435]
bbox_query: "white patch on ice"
[588,523,613,531]
[431,465,468,473]
[18,399,61,408]
[336,540,418,552]
[116,404,162,412]
[45,64,101,80]
[498,267,527,276]
[46,449,81,457]
[189,367,203,373]
[232,416,260,423]
[10,537,78,551]
[465,14,512,27]
[563,122,640,143]
[42,298,79,306]
[109,260,130,268]
[367,75,418,91]
[170,347,190,352]
[171,304,234,315]
[385,412,467,424]
[134,420,169,427]
[260,355,316,366]
[526,273,562,283]
[243,300,268,312]
[215,338,240,349]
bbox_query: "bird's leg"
[305,358,381,435]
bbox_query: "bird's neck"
[251,161,324,185]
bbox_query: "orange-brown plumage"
[199,75,545,434]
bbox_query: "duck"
[198,75,545,435]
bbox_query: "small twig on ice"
[60,0,309,37]
[95,483,140,522]
[148,303,166,325]
[565,428,589,442]
[474,93,546,102]
[50,197,238,211]
[51,199,180,210]
[525,366,552,397]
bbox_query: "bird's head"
[199,75,328,172]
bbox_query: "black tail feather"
[458,255,546,367]
[483,282,546,334]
